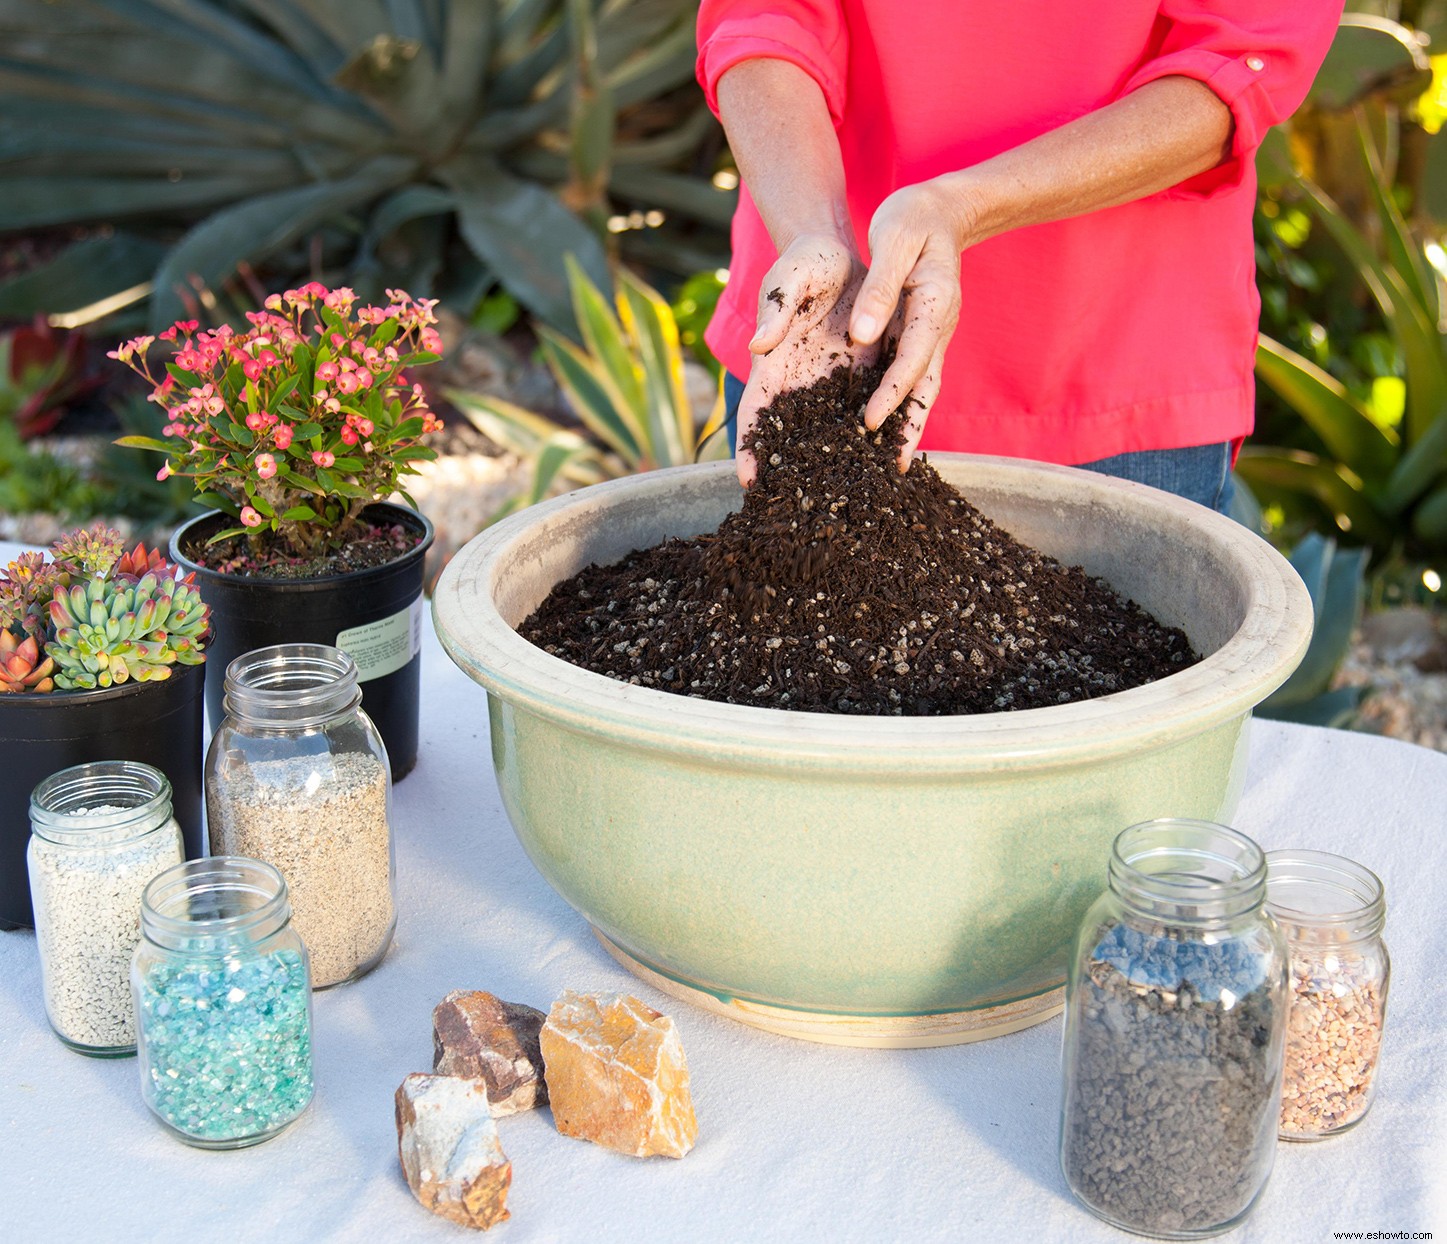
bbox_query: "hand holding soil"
[849,179,968,455]
[737,234,876,486]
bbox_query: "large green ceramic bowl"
[433,456,1312,1046]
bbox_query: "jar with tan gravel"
[205,644,395,989]
[1266,849,1389,1141]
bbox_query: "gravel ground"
[1334,607,1447,754]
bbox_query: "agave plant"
[449,257,728,519]
[0,524,211,693]
[0,0,734,331]
[1255,533,1369,728]
[1243,115,1447,563]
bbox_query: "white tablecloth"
[2,617,1444,1244]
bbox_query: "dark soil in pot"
[171,503,432,780]
[521,363,1200,716]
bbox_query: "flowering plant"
[111,283,444,559]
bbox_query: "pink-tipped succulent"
[0,629,55,693]
[0,524,209,694]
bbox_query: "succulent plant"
[50,525,125,578]
[0,629,55,693]
[114,541,186,584]
[0,549,64,643]
[0,524,210,694]
[46,570,209,690]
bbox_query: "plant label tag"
[336,597,423,681]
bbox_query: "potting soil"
[520,363,1199,715]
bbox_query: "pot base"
[593,930,1064,1048]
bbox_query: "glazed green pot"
[433,456,1313,1046]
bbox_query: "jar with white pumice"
[28,761,183,1055]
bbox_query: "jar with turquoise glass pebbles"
[131,856,314,1148]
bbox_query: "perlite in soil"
[27,762,184,1055]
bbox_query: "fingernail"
[853,314,878,341]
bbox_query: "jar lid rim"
[30,761,173,840]
[141,856,290,940]
[1265,848,1385,925]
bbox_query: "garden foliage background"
[1,0,1444,735]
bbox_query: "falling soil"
[521,363,1200,716]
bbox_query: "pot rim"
[433,455,1314,773]
[170,501,434,589]
[0,655,205,711]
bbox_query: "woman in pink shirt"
[697,1,1342,510]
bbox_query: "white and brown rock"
[433,989,548,1117]
[539,990,698,1159]
[395,1073,512,1231]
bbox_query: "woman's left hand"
[848,179,971,471]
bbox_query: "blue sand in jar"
[136,947,312,1141]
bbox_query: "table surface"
[2,613,1444,1244]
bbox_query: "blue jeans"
[722,372,1235,515]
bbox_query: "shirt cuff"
[1120,49,1275,196]
[697,17,848,126]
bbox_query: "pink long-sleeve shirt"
[697,1,1341,463]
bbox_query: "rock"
[539,990,698,1159]
[433,989,548,1117]
[395,1073,512,1231]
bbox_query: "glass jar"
[1266,849,1389,1141]
[27,761,184,1056]
[205,644,395,988]
[1059,819,1289,1239]
[132,856,314,1148]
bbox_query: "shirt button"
[1246,55,1265,71]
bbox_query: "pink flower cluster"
[110,283,445,553]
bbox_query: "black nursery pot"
[170,503,434,783]
[0,659,206,930]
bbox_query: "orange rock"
[395,1073,512,1230]
[539,990,698,1158]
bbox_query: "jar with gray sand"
[205,644,395,989]
[28,761,184,1055]
[1059,820,1288,1239]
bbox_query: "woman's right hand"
[735,233,877,486]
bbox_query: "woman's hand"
[735,232,875,486]
[849,180,970,471]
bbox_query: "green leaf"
[1412,480,1447,544]
[525,433,593,506]
[1386,415,1447,512]
[0,232,165,319]
[280,504,319,521]
[281,470,327,495]
[1261,535,1367,707]
[565,255,647,421]
[1299,174,1447,446]
[293,423,325,439]
[204,525,248,546]
[1234,448,1395,546]
[538,328,644,463]
[616,265,690,464]
[1254,335,1397,483]
[1257,685,1364,728]
[1356,114,1438,323]
[113,435,171,453]
[439,160,609,330]
[149,156,414,329]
